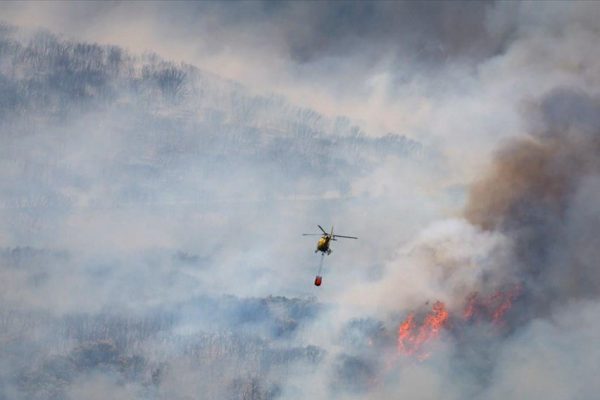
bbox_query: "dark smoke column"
[465,88,600,320]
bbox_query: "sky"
[1,1,600,399]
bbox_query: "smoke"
[0,22,434,399]
[332,18,600,396]
[347,92,600,399]
[0,1,517,138]
[1,2,600,399]
[466,88,600,317]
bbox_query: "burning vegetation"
[397,301,449,360]
[397,285,522,359]
[395,89,600,364]
[463,284,522,325]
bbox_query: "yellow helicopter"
[303,225,358,255]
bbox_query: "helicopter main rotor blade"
[317,225,328,234]
[332,235,358,239]
[302,233,322,236]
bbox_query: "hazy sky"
[2,2,600,399]
[0,1,513,137]
[4,1,599,176]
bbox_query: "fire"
[397,301,449,359]
[397,285,522,359]
[463,284,522,325]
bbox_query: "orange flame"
[463,284,522,325]
[397,301,449,359]
[397,285,522,360]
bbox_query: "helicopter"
[302,225,358,255]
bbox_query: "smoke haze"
[1,1,600,399]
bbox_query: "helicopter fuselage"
[303,225,356,257]
[316,236,332,254]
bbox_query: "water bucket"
[314,276,322,286]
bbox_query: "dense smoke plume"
[1,2,600,399]
[362,87,600,397]
[466,88,600,317]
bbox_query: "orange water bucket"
[314,276,322,286]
